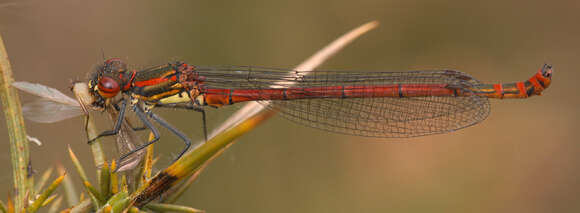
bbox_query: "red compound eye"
[97,76,120,98]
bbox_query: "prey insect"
[13,82,145,171]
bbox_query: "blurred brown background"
[0,0,578,212]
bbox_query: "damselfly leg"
[87,98,128,144]
[156,103,209,142]
[116,103,191,163]
[89,98,202,164]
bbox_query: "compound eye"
[97,76,120,98]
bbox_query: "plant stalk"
[0,33,30,212]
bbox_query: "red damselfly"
[86,59,552,163]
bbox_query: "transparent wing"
[22,99,84,123]
[13,81,79,106]
[268,95,490,138]
[13,81,84,123]
[106,107,144,172]
[196,66,491,138]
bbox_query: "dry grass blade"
[47,197,63,213]
[0,33,30,212]
[67,146,89,186]
[57,165,79,206]
[33,168,53,195]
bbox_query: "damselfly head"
[88,58,130,107]
[537,64,552,89]
[88,74,120,107]
[541,64,553,79]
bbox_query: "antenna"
[100,48,106,61]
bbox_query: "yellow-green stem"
[0,33,30,212]
[132,110,276,207]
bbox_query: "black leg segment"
[148,111,192,163]
[119,104,161,162]
[88,98,128,144]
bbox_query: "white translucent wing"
[22,99,83,123]
[13,81,84,123]
[12,81,79,106]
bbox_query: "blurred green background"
[1,0,579,212]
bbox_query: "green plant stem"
[84,115,105,169]
[27,174,65,213]
[0,200,7,213]
[0,33,30,212]
[132,110,277,207]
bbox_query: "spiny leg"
[88,98,128,144]
[147,111,192,163]
[131,126,147,131]
[113,102,148,132]
[119,104,161,162]
[155,103,208,142]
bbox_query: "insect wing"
[197,66,491,138]
[13,81,84,123]
[13,81,80,106]
[21,99,84,123]
[106,107,145,172]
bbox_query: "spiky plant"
[0,21,378,212]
